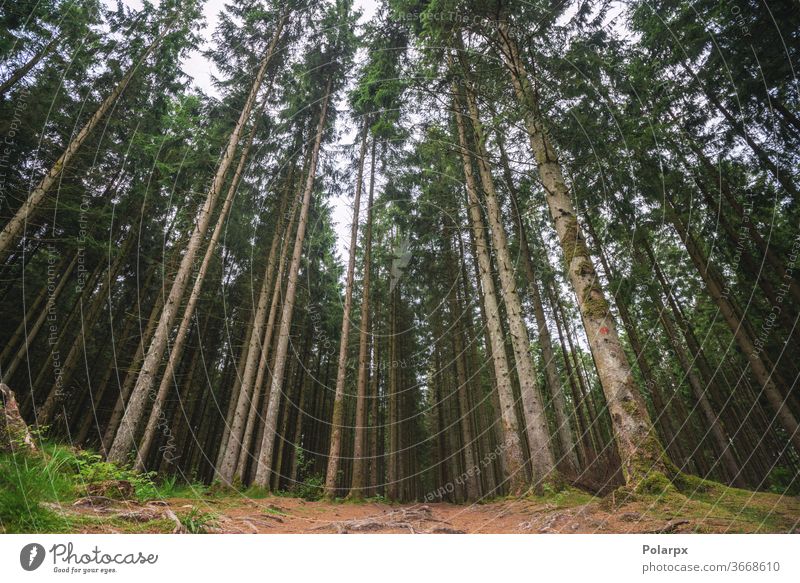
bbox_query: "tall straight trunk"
[367,328,380,495]
[456,68,556,489]
[348,136,377,499]
[453,90,528,494]
[136,102,268,470]
[214,310,256,469]
[458,230,504,492]
[0,19,177,258]
[498,138,579,476]
[667,207,800,454]
[387,282,399,500]
[101,290,164,454]
[247,195,300,471]
[0,34,61,97]
[325,124,370,497]
[252,79,332,488]
[491,25,668,485]
[445,235,480,500]
[584,219,687,468]
[648,283,744,486]
[106,17,286,464]
[212,170,294,483]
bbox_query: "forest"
[0,0,799,535]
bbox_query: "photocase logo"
[390,234,412,293]
[20,543,46,571]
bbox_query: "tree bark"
[348,135,377,499]
[252,78,332,488]
[106,16,286,464]
[491,25,669,486]
[325,123,370,497]
[453,88,529,495]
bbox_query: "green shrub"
[295,475,324,501]
[768,467,800,496]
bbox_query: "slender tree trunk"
[0,19,177,258]
[667,207,800,454]
[39,233,134,424]
[247,195,300,472]
[101,290,164,454]
[445,235,481,500]
[456,69,556,489]
[106,17,286,464]
[348,135,377,499]
[252,78,332,488]
[136,103,268,470]
[0,34,61,96]
[325,124,370,497]
[453,89,528,494]
[214,310,256,469]
[498,139,579,476]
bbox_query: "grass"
[178,507,218,534]
[526,486,596,508]
[0,442,208,534]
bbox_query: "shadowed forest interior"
[1,0,799,533]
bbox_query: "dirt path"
[57,487,800,534]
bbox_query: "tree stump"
[0,383,37,454]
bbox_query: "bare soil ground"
[50,485,800,534]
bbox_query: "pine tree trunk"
[445,235,481,500]
[212,171,293,483]
[668,207,800,454]
[493,26,669,486]
[348,135,376,499]
[499,140,579,476]
[0,19,177,258]
[106,17,286,464]
[246,198,299,472]
[252,79,332,488]
[39,233,135,425]
[136,106,267,470]
[453,89,529,495]
[234,190,298,480]
[325,124,369,497]
[457,72,556,489]
[101,290,164,454]
[0,34,61,97]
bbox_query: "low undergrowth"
[0,442,206,533]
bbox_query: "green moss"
[560,217,590,264]
[635,471,675,496]
[527,485,595,508]
[621,398,639,415]
[575,259,594,276]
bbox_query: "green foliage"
[178,507,218,534]
[70,451,159,501]
[0,449,74,533]
[295,475,325,501]
[767,467,800,497]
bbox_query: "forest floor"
[49,484,800,534]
